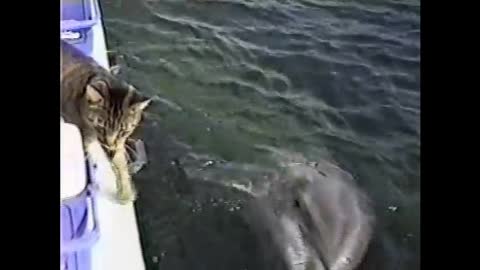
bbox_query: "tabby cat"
[61,40,152,204]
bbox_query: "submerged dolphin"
[244,161,374,270]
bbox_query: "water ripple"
[102,0,420,269]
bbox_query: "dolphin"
[243,161,375,270]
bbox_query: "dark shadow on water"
[357,231,420,270]
[133,119,268,270]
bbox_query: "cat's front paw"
[115,189,137,205]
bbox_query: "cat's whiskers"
[125,143,136,154]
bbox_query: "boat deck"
[61,0,145,269]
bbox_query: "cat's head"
[82,76,152,158]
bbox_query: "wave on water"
[102,0,420,269]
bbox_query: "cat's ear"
[89,79,109,92]
[85,78,108,105]
[130,94,155,113]
[131,97,153,112]
[85,84,104,105]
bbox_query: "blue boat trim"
[61,0,104,269]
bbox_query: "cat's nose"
[105,149,115,158]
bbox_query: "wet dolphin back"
[292,163,374,270]
[245,162,374,270]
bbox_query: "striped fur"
[61,40,152,203]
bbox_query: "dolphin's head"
[244,161,375,270]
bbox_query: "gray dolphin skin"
[244,161,375,270]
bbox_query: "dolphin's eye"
[293,199,301,208]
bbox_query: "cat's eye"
[96,118,106,127]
